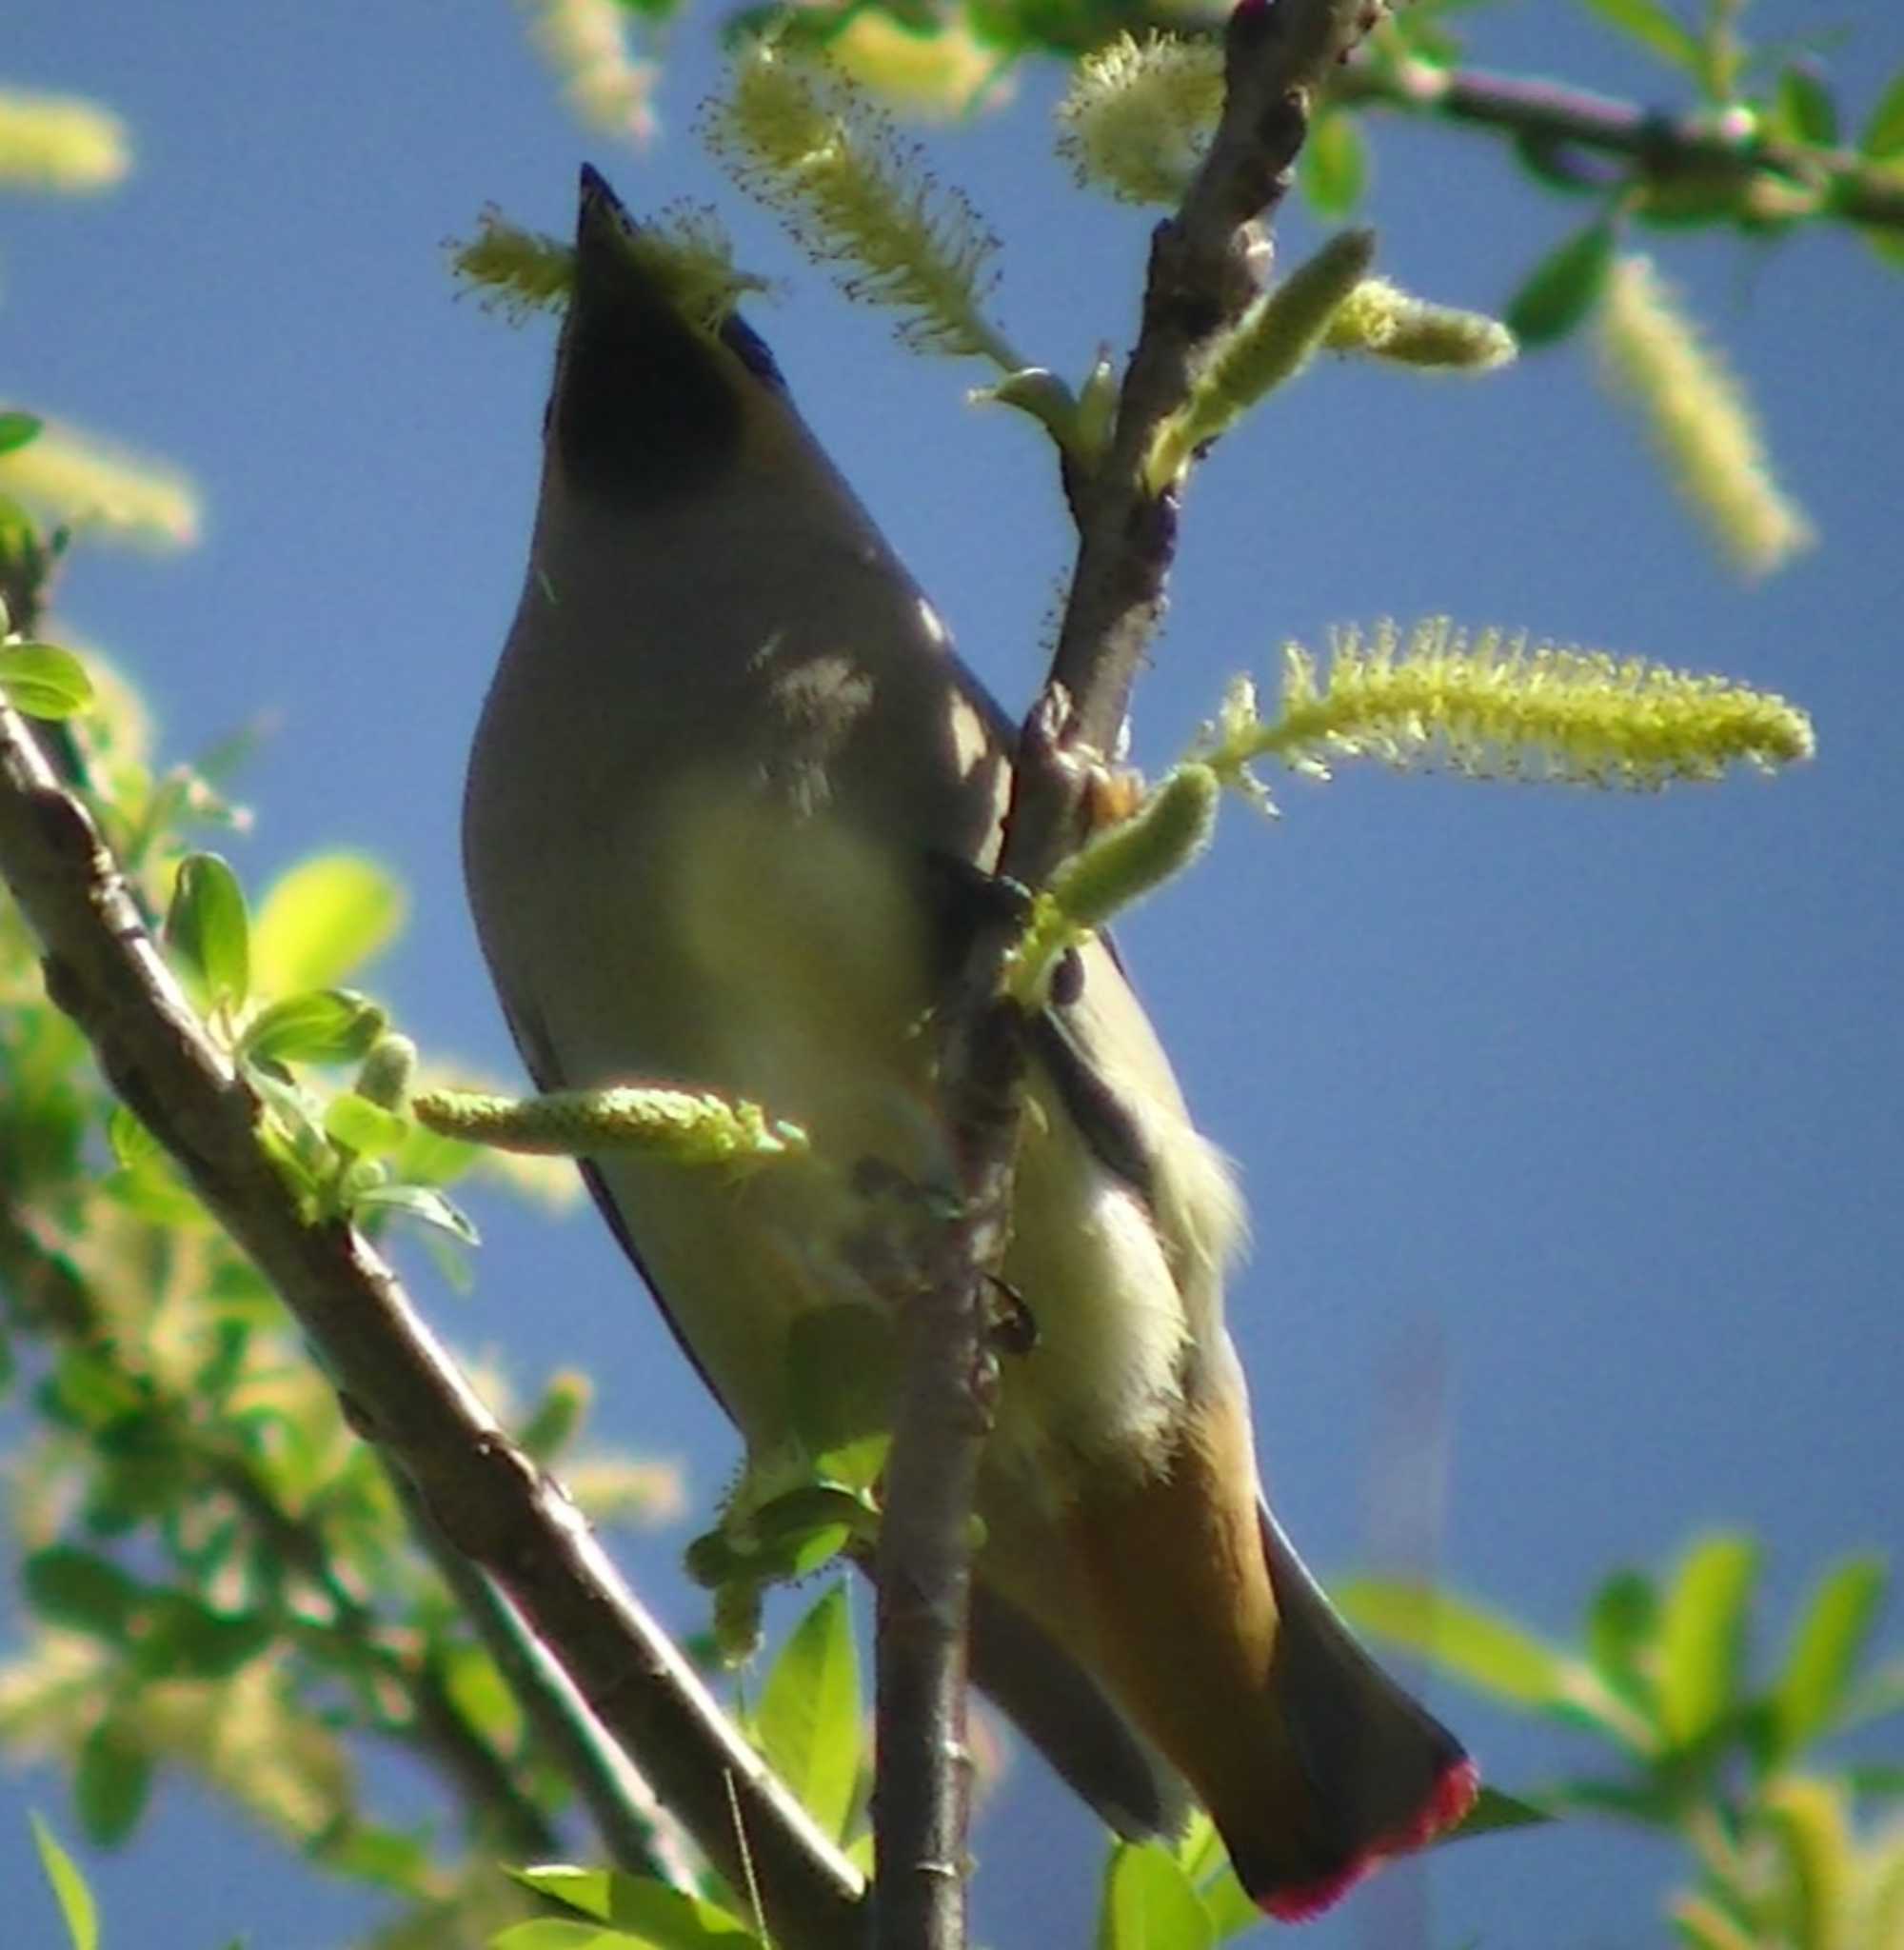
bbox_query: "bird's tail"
[1063,1396,1477,1920]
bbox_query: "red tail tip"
[1259,1759,1482,1922]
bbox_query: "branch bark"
[0,698,866,1950]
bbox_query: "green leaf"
[1773,1555,1886,1758]
[129,1595,272,1681]
[0,411,43,455]
[21,1546,143,1639]
[30,1816,99,1950]
[1333,1580,1573,1706]
[165,852,251,1009]
[1100,1841,1214,1950]
[75,1720,152,1846]
[510,1865,760,1943]
[1579,0,1702,75]
[1846,1763,1904,1798]
[1585,1568,1661,1726]
[1656,1533,1758,1749]
[441,1642,524,1749]
[250,852,406,994]
[1504,219,1615,348]
[1774,65,1839,147]
[348,1181,480,1245]
[0,641,94,719]
[756,1582,862,1842]
[1836,1654,1904,1733]
[323,1091,410,1158]
[1861,67,1904,158]
[490,1924,645,1950]
[1300,109,1366,218]
[240,988,387,1066]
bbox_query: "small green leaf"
[0,411,44,456]
[1505,219,1615,347]
[1656,1533,1758,1749]
[240,988,387,1066]
[1846,1764,1904,1798]
[130,1595,272,1681]
[1300,109,1366,218]
[30,1816,98,1950]
[348,1181,479,1245]
[323,1091,410,1158]
[1585,1568,1661,1725]
[75,1720,152,1846]
[756,1582,862,1843]
[510,1865,760,1942]
[1579,0,1702,75]
[1334,1580,1574,1706]
[165,852,250,1009]
[1773,1555,1886,1758]
[250,852,406,994]
[1860,66,1904,158]
[1100,1841,1214,1950]
[22,1546,143,1639]
[0,642,94,719]
[1774,65,1839,147]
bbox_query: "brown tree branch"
[870,6,1387,1946]
[0,697,866,1950]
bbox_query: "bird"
[463,163,1478,1920]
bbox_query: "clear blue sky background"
[5,4,1900,1946]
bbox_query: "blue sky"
[5,3,1901,1946]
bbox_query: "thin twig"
[0,699,867,1950]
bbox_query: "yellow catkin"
[1054,33,1223,205]
[1597,254,1814,578]
[1217,619,1813,790]
[516,0,657,146]
[0,90,129,192]
[0,423,199,549]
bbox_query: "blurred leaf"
[348,1181,479,1245]
[1334,1580,1572,1706]
[1765,1777,1853,1950]
[315,1821,435,1896]
[1674,1892,1758,1950]
[1547,1775,1685,1825]
[164,851,250,1010]
[757,1582,861,1843]
[1773,1555,1887,1758]
[1504,219,1614,347]
[0,411,44,455]
[1861,67,1904,157]
[441,1642,524,1750]
[30,1815,98,1950]
[240,988,387,1066]
[1846,1764,1904,1798]
[1773,65,1838,146]
[21,1546,143,1639]
[0,641,94,718]
[1579,0,1701,74]
[1656,1534,1758,1749]
[74,1721,151,1846]
[1300,109,1366,217]
[1586,1568,1661,1723]
[250,852,406,994]
[1100,1841,1213,1950]
[129,1595,272,1681]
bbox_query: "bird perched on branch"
[463,164,1477,1920]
